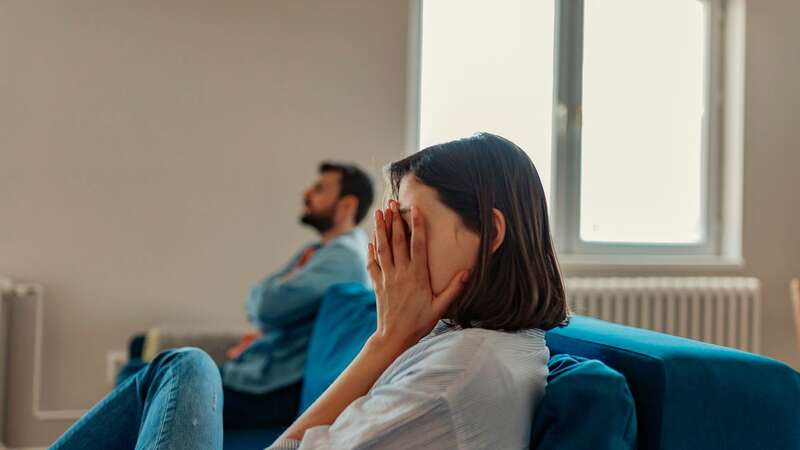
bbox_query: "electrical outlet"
[106,349,128,386]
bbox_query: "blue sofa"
[218,283,800,450]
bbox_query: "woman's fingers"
[374,209,394,271]
[366,241,381,286]
[432,270,470,318]
[384,207,393,243]
[390,201,409,266]
[410,207,429,280]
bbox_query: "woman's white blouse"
[267,321,549,450]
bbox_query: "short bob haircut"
[388,132,569,331]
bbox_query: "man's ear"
[337,194,359,222]
[490,208,507,254]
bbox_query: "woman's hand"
[367,200,469,355]
[276,201,468,443]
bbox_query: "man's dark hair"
[320,162,374,225]
[388,132,569,331]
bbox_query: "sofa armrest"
[143,326,249,366]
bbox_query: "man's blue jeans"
[117,355,302,429]
[50,348,223,450]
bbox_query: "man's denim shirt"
[222,228,369,394]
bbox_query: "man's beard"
[300,207,336,233]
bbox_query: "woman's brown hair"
[388,132,569,331]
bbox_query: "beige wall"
[1,0,799,447]
[0,1,408,446]
[740,0,800,365]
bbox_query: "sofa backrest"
[299,283,376,413]
[547,316,800,450]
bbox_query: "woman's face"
[397,175,480,295]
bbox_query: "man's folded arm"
[248,244,358,329]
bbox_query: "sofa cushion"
[546,316,800,450]
[299,283,376,413]
[529,354,637,450]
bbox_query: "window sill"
[558,254,745,271]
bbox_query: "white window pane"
[580,0,706,244]
[420,0,555,200]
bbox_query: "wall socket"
[105,349,128,386]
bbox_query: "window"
[413,0,738,264]
[418,0,555,200]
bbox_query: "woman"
[51,132,568,450]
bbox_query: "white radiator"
[0,277,82,450]
[0,278,11,449]
[565,277,761,353]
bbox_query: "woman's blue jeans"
[50,348,223,450]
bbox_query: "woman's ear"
[490,208,507,254]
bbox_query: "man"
[221,161,373,428]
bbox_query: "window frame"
[409,0,738,266]
[553,0,726,258]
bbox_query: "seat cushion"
[224,426,285,450]
[529,354,637,450]
[546,316,800,450]
[299,283,377,413]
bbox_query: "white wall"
[0,1,408,445]
[1,0,799,447]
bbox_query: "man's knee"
[151,348,219,380]
[172,347,216,368]
[173,348,219,377]
[136,347,221,407]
